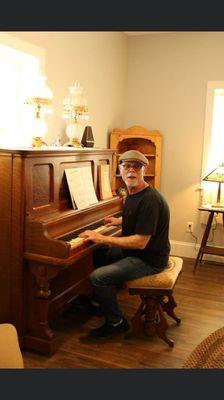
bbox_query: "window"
[201,82,224,205]
[0,33,45,147]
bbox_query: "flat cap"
[118,150,148,166]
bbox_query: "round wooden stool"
[125,256,183,347]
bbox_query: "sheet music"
[99,164,113,200]
[65,166,98,210]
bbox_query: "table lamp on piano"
[203,163,224,208]
[24,74,53,147]
[62,82,89,147]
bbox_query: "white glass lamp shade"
[62,82,89,147]
[34,75,53,100]
[64,122,84,147]
[69,82,83,100]
[62,82,88,121]
[25,74,53,114]
[32,116,47,138]
[66,123,78,140]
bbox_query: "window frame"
[201,81,224,178]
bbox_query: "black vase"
[81,126,94,147]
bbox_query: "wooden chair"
[125,256,183,347]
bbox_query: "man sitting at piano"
[80,149,170,339]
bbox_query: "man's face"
[119,161,145,189]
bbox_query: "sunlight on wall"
[0,36,44,147]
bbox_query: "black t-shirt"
[122,185,170,270]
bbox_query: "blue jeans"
[90,246,158,324]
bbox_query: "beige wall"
[125,32,224,252]
[11,31,128,148]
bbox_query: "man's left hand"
[79,230,104,244]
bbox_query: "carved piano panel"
[32,163,53,207]
[0,147,123,355]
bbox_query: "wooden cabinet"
[110,125,162,194]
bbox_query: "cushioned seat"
[0,323,24,368]
[125,256,183,347]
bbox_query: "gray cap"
[118,150,148,166]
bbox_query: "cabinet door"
[110,125,162,194]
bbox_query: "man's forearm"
[100,233,150,250]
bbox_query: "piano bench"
[125,256,183,347]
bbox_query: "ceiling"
[124,32,166,36]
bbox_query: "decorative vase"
[64,122,84,147]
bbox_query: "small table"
[193,205,224,272]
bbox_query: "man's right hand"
[104,216,122,226]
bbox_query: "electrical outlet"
[187,221,194,232]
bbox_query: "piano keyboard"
[68,225,110,248]
[60,216,121,249]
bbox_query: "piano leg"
[23,262,59,355]
[23,254,94,355]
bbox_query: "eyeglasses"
[120,162,144,171]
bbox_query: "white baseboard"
[170,240,198,259]
[170,240,224,263]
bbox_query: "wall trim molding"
[170,239,224,264]
[170,240,197,259]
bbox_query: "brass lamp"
[203,163,224,208]
[62,82,89,147]
[24,75,53,147]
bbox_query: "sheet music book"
[99,164,113,200]
[65,166,98,210]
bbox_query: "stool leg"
[155,302,174,348]
[144,297,157,337]
[143,297,174,348]
[162,295,181,324]
[125,297,145,339]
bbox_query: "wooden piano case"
[0,147,122,354]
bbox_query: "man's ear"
[118,164,122,173]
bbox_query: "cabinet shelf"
[110,125,162,194]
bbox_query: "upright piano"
[0,147,123,354]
